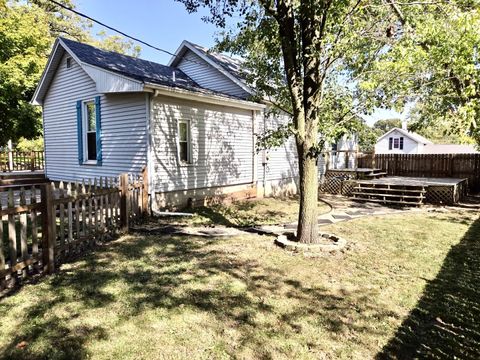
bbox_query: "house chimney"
[172,70,176,82]
[401,120,408,130]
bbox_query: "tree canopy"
[360,1,480,146]
[0,0,140,146]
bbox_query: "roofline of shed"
[145,83,265,111]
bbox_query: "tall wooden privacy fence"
[357,153,480,192]
[0,151,45,172]
[0,171,148,291]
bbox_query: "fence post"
[119,173,129,231]
[142,167,149,216]
[30,151,35,171]
[7,140,13,172]
[41,183,55,274]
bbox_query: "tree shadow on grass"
[1,233,397,359]
[376,217,480,360]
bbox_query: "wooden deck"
[356,176,467,187]
[352,176,468,205]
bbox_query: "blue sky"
[77,0,221,64]
[76,0,402,125]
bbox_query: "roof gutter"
[145,83,265,111]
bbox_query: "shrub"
[15,137,44,152]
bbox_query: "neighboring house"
[375,127,479,155]
[375,128,433,154]
[32,38,356,209]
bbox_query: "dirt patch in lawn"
[153,196,331,227]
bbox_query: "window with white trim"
[178,120,191,164]
[389,136,404,150]
[83,100,97,161]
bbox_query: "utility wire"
[46,0,212,68]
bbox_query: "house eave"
[31,39,63,105]
[145,83,265,111]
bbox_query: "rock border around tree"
[275,232,347,253]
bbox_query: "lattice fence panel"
[341,180,358,196]
[426,186,454,205]
[321,170,357,195]
[321,177,342,194]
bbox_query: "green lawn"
[0,210,478,359]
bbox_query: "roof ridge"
[59,36,179,71]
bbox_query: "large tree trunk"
[296,141,319,244]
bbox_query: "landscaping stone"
[331,214,351,220]
[274,232,347,253]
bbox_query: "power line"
[46,0,211,68]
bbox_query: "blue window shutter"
[95,96,102,165]
[388,137,393,150]
[76,100,83,164]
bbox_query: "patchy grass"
[161,197,331,227]
[0,210,479,359]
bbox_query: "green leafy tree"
[176,0,402,243]
[0,0,140,146]
[354,120,380,152]
[359,1,480,146]
[372,119,402,134]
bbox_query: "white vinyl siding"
[257,112,299,183]
[151,95,254,192]
[43,54,147,181]
[176,50,250,99]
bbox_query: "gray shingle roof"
[60,37,216,94]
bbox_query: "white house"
[375,127,433,154]
[32,38,356,209]
[375,127,479,155]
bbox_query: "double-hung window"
[178,120,191,164]
[84,101,97,161]
[77,96,102,165]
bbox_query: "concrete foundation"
[153,183,257,210]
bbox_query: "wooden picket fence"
[357,153,480,192]
[0,170,148,291]
[0,151,45,172]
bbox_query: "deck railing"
[0,151,45,172]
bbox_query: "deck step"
[350,180,426,206]
[355,187,426,194]
[364,172,388,178]
[351,192,424,199]
[351,197,423,206]
[0,178,48,186]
